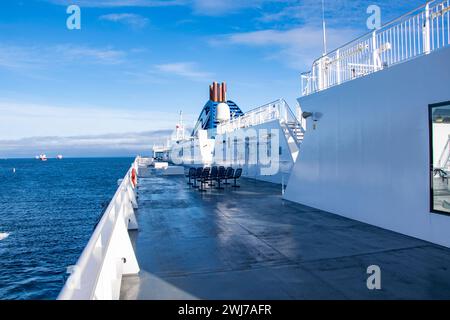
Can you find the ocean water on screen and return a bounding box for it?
[0,158,133,300]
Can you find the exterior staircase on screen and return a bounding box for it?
[286,121,304,144]
[278,101,305,162]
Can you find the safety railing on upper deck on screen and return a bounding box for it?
[217,99,304,141]
[58,157,141,300]
[301,0,450,96]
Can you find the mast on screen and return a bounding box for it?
[178,110,184,141]
[321,0,327,56]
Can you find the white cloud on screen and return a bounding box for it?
[0,45,43,71]
[54,44,126,64]
[155,62,213,81]
[46,0,283,16]
[0,44,126,73]
[0,100,195,140]
[99,13,149,28]
[0,130,172,158]
[46,0,185,8]
[256,0,426,27]
[256,5,305,23]
[211,26,358,70]
[190,0,272,16]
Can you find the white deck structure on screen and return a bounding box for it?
[172,99,304,184]
[286,0,450,247]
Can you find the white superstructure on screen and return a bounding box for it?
[164,83,305,184]
[286,0,450,247]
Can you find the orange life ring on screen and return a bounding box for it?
[131,168,137,187]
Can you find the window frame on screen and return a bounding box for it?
[429,101,450,216]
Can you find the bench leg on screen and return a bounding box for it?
[216,179,224,190]
[199,180,207,192]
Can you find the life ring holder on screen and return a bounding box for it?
[131,168,137,188]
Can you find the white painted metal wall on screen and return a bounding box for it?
[174,120,295,184]
[215,120,295,184]
[285,47,450,247]
[172,99,303,184]
[58,158,141,300]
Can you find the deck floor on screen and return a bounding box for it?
[120,174,450,300]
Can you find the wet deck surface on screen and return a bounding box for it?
[120,174,450,300]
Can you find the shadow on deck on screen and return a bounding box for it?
[120,175,450,300]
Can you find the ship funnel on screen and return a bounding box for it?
[216,102,230,122]
[209,81,227,103]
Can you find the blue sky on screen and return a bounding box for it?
[0,0,425,157]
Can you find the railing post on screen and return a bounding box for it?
[336,49,341,85]
[317,60,323,91]
[301,74,305,96]
[372,30,379,70]
[424,2,431,54]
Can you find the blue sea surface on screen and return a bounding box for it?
[0,158,133,300]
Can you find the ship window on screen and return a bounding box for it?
[430,102,450,215]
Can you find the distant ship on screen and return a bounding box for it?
[56,155,63,160]
[36,154,48,161]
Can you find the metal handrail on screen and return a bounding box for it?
[217,99,303,136]
[58,158,140,300]
[277,100,304,145]
[301,0,450,96]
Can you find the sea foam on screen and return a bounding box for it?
[0,232,10,241]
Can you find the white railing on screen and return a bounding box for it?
[217,99,303,139]
[58,158,141,300]
[301,0,450,96]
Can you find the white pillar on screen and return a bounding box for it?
[424,3,431,54]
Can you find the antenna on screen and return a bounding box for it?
[178,110,184,140]
[321,0,327,56]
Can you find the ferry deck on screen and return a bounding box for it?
[58,1,450,300]
[119,172,450,300]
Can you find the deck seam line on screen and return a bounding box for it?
[295,244,432,266]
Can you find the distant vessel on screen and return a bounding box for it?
[56,155,63,160]
[37,154,48,161]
